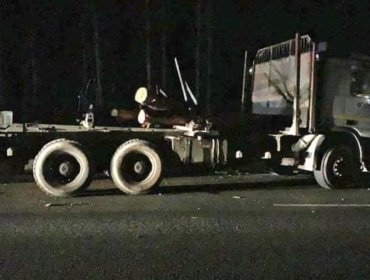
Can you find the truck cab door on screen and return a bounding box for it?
[344,63,370,137]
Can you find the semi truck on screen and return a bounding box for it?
[0,33,369,197]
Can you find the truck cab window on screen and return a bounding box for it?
[351,67,370,98]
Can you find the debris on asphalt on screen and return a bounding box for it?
[45,203,60,207]
[45,202,90,208]
[158,193,162,196]
[191,216,198,219]
[215,176,224,182]
[214,170,229,176]
[214,169,250,176]
[197,208,201,211]
[136,234,144,239]
[232,195,246,199]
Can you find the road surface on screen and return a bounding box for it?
[0,174,369,279]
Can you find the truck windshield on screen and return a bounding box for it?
[351,67,370,98]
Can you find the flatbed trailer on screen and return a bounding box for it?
[0,121,227,197]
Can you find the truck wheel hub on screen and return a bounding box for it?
[333,157,344,177]
[59,161,74,177]
[134,161,147,175]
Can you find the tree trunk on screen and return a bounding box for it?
[195,0,203,100]
[31,37,37,100]
[81,3,89,90]
[160,0,167,89]
[22,26,38,121]
[145,0,152,91]
[92,5,103,109]
[205,0,213,115]
[0,38,3,109]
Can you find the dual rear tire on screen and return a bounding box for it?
[33,138,163,197]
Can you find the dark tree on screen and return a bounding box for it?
[145,0,152,91]
[92,3,103,109]
[195,0,203,100]
[205,0,213,115]
[22,3,39,121]
[160,0,167,90]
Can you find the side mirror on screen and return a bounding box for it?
[317,41,328,53]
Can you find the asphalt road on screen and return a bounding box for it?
[0,174,369,279]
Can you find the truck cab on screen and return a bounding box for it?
[249,34,370,189]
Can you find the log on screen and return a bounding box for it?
[134,87,187,114]
[135,87,149,105]
[138,108,189,127]
[111,108,139,123]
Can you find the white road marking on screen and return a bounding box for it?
[273,204,370,208]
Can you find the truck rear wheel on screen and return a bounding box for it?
[314,145,359,189]
[110,139,162,195]
[33,139,92,197]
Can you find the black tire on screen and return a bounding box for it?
[33,139,92,197]
[314,145,360,189]
[110,139,162,195]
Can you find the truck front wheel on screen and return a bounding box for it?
[110,139,162,195]
[314,145,359,189]
[33,139,92,197]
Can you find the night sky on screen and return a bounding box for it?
[0,0,369,123]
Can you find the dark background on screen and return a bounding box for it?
[0,0,369,123]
